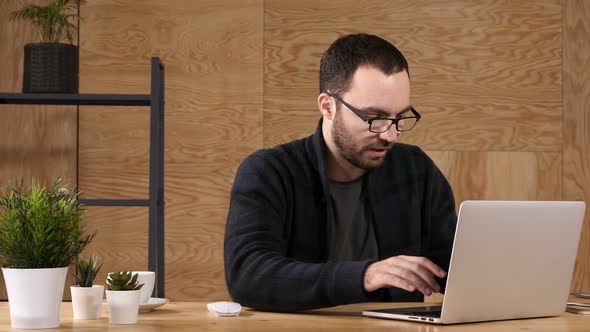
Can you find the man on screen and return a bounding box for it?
[224,33,457,312]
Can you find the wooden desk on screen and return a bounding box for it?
[0,302,587,331]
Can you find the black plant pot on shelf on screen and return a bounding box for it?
[23,42,79,93]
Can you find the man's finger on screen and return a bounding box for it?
[401,256,447,278]
[388,266,432,295]
[387,258,440,293]
[382,273,416,293]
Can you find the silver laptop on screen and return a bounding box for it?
[362,200,586,324]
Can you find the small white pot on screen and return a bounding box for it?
[2,267,68,329]
[71,285,104,320]
[105,289,141,324]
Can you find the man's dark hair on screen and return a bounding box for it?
[319,33,409,96]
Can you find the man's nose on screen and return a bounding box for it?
[378,126,399,143]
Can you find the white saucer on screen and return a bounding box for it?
[103,297,169,313]
[139,298,169,313]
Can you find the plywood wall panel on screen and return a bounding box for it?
[264,0,562,151]
[83,207,150,271]
[0,106,77,187]
[564,0,590,293]
[78,108,149,199]
[79,0,263,301]
[0,0,77,187]
[427,151,563,205]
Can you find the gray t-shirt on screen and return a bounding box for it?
[327,177,379,261]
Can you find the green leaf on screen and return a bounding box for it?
[8,0,85,43]
[0,178,95,268]
[106,271,143,291]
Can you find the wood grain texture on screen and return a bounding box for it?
[564,0,590,293]
[0,0,77,299]
[426,151,562,205]
[263,0,562,151]
[78,107,150,199]
[2,302,590,331]
[82,206,150,277]
[79,0,263,301]
[0,0,77,187]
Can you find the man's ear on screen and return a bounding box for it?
[317,92,335,120]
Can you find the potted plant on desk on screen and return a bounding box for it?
[0,178,95,329]
[106,271,144,324]
[9,0,85,93]
[71,255,104,320]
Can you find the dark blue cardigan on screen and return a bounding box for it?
[224,119,457,312]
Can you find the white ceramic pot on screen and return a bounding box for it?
[71,285,104,320]
[106,289,141,324]
[2,267,68,329]
[131,271,155,304]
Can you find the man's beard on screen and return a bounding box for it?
[331,109,391,170]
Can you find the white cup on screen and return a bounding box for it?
[132,271,155,304]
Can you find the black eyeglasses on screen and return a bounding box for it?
[327,92,421,133]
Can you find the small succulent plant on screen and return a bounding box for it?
[106,271,144,291]
[73,255,102,287]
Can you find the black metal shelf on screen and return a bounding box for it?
[0,93,150,106]
[0,57,165,298]
[78,199,150,207]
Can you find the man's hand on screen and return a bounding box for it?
[364,256,447,296]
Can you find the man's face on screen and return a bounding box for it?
[331,66,411,170]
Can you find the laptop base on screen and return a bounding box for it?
[362,306,443,324]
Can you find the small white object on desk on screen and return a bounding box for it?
[104,297,169,313]
[139,298,169,313]
[207,301,241,317]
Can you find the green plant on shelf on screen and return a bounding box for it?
[9,0,85,43]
